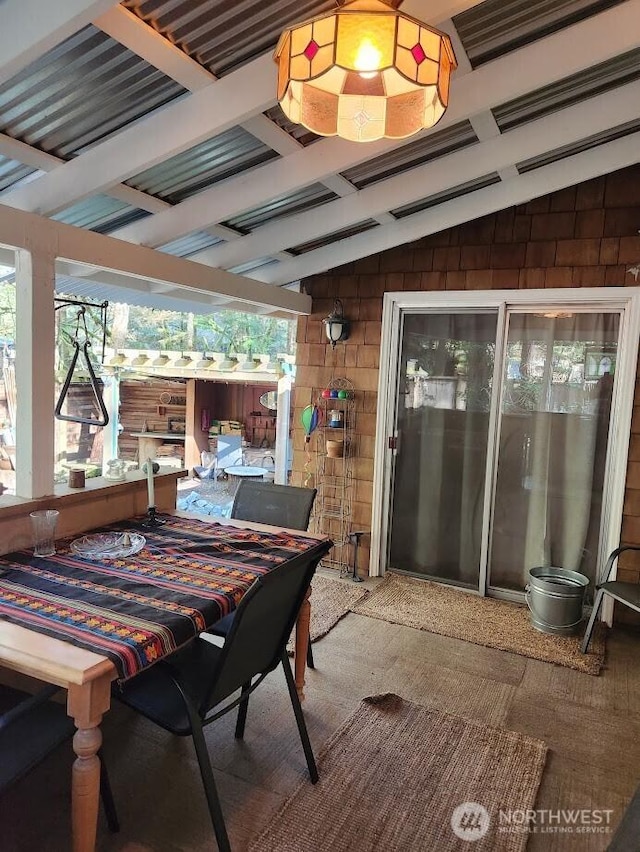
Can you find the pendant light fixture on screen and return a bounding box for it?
[274,0,457,143]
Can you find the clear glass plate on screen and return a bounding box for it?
[71,533,146,560]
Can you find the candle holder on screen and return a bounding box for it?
[141,506,165,528]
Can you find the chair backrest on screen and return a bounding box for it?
[216,435,242,469]
[0,684,74,793]
[200,539,330,714]
[231,481,317,530]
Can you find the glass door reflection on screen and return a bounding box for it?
[388,312,498,589]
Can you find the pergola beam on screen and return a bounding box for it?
[0,0,121,85]
[0,204,311,316]
[195,81,640,270]
[249,132,640,285]
[106,0,640,249]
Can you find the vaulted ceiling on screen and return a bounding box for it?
[0,0,638,314]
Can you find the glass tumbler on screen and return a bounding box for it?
[29,510,59,557]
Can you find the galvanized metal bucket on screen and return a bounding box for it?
[525,567,589,636]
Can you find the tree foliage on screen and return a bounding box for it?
[124,305,293,355]
[0,281,294,358]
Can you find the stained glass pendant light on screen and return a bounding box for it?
[274,0,457,143]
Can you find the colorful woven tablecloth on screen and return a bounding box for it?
[0,514,326,680]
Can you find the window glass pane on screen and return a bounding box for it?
[490,311,620,592]
[389,311,497,588]
[0,266,16,497]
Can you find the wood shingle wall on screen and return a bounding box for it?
[293,163,640,595]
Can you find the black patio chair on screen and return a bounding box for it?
[216,480,318,669]
[230,480,317,530]
[0,683,119,832]
[581,545,640,653]
[114,539,329,852]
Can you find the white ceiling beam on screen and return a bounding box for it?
[0,0,121,85]
[182,81,640,270]
[7,0,634,226]
[1,52,277,216]
[94,5,214,91]
[0,203,310,315]
[322,174,359,197]
[240,115,301,156]
[95,8,307,167]
[249,132,640,286]
[93,9,345,196]
[0,134,170,215]
[402,0,487,24]
[106,0,640,249]
[54,268,239,314]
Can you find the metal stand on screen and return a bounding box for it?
[315,378,355,573]
[348,531,365,582]
[141,507,166,527]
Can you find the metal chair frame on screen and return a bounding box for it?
[115,540,329,852]
[581,545,640,653]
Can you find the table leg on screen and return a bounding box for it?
[67,674,112,852]
[294,585,311,700]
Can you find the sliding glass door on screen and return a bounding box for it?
[489,311,619,593]
[388,311,498,590]
[379,290,638,600]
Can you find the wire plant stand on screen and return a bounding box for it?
[312,377,355,574]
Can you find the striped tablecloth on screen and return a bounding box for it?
[0,514,325,680]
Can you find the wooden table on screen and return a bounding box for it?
[0,512,324,852]
[130,431,184,462]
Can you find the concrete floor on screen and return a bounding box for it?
[1,604,639,851]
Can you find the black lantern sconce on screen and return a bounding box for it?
[323,299,351,348]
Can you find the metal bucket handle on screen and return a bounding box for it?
[524,584,585,632]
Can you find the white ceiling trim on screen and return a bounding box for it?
[0,0,120,85]
[7,0,636,229]
[402,0,487,24]
[0,202,311,315]
[249,131,640,285]
[171,81,640,270]
[95,4,214,91]
[95,6,301,163]
[1,51,277,216]
[107,1,640,250]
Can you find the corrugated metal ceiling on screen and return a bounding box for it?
[158,232,224,258]
[222,183,338,234]
[517,118,640,174]
[493,48,640,132]
[454,0,627,67]
[55,275,223,315]
[123,0,336,76]
[52,195,149,234]
[341,121,479,190]
[0,26,186,159]
[391,174,502,220]
[126,127,278,204]
[0,157,37,195]
[289,220,380,256]
[263,105,319,147]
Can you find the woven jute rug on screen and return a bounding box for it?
[351,573,605,675]
[250,693,547,852]
[286,574,369,654]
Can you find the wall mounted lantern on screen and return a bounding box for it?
[323,299,351,347]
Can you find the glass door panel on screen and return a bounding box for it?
[489,311,620,593]
[388,312,498,589]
